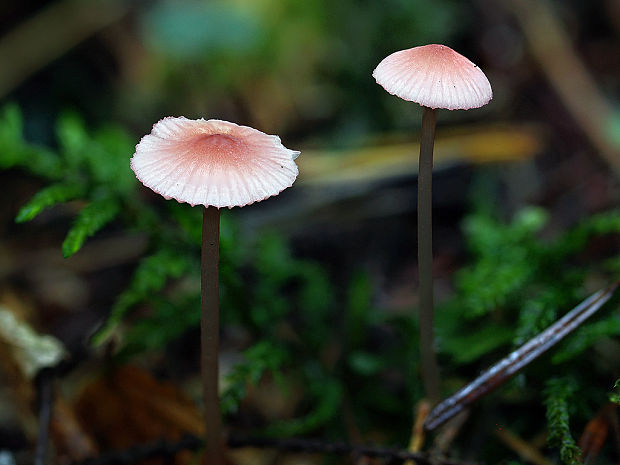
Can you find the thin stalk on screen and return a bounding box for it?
[34,369,53,465]
[201,206,223,465]
[418,106,441,403]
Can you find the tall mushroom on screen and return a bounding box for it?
[130,117,299,465]
[373,44,492,403]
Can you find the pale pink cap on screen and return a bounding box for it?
[373,44,492,110]
[130,117,300,208]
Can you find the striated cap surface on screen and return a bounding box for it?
[373,44,492,110]
[131,117,299,208]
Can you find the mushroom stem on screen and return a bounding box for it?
[201,206,223,465]
[418,106,441,403]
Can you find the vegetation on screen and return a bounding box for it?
[2,103,620,463]
[544,378,581,465]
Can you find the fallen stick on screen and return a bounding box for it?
[424,281,620,431]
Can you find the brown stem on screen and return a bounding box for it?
[201,206,223,465]
[34,369,53,465]
[418,106,441,404]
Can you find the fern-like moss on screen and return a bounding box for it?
[0,104,63,178]
[16,182,86,223]
[91,247,194,346]
[544,377,582,465]
[263,367,342,437]
[552,314,620,363]
[2,105,139,257]
[62,197,120,257]
[221,341,289,416]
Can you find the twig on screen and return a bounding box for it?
[424,281,619,430]
[0,0,129,98]
[405,399,432,465]
[495,427,552,465]
[69,433,483,465]
[34,368,54,465]
[503,0,620,175]
[70,436,202,465]
[228,434,455,464]
[432,410,470,455]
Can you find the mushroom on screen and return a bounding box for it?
[131,117,299,464]
[373,44,492,402]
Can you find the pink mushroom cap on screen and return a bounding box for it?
[373,44,492,110]
[130,117,300,208]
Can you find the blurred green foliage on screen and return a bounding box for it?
[0,105,63,178]
[221,341,289,416]
[142,2,262,59]
[129,0,466,139]
[437,178,620,464]
[3,104,620,462]
[0,104,135,257]
[95,247,194,347]
[438,203,620,367]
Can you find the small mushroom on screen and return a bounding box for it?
[131,117,299,208]
[131,117,299,465]
[373,44,492,402]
